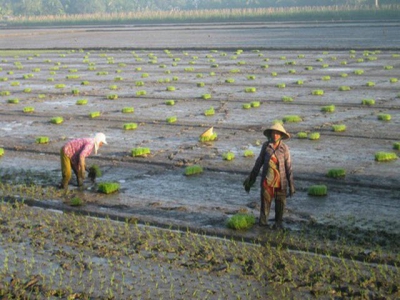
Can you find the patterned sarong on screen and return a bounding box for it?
[263,155,281,198]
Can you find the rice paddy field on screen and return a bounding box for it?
[0,22,400,299]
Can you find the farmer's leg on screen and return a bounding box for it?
[274,191,287,229]
[260,186,273,226]
[60,148,71,189]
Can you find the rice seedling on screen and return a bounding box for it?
[166,116,177,123]
[321,105,335,113]
[296,80,304,85]
[341,73,348,77]
[251,101,260,108]
[282,96,293,102]
[47,77,54,81]
[0,148,4,156]
[11,81,20,86]
[297,132,308,139]
[107,94,118,100]
[361,98,375,105]
[35,136,49,144]
[393,142,400,150]
[166,86,176,91]
[23,88,32,93]
[131,147,151,157]
[0,77,8,81]
[377,114,391,121]
[276,83,286,88]
[321,76,331,81]
[196,74,203,78]
[227,213,255,230]
[289,69,296,74]
[50,116,63,124]
[341,60,347,65]
[230,69,240,73]
[356,58,364,63]
[374,152,398,162]
[165,100,175,106]
[66,74,80,79]
[283,115,302,123]
[327,168,346,178]
[247,75,256,80]
[204,107,215,116]
[321,64,329,68]
[222,152,235,161]
[184,165,203,176]
[308,132,320,140]
[197,82,205,87]
[261,64,269,69]
[308,185,328,196]
[136,90,146,97]
[245,87,256,93]
[202,94,211,100]
[0,90,11,96]
[305,66,313,71]
[225,78,235,83]
[81,81,90,85]
[114,76,124,81]
[312,90,324,96]
[23,106,34,113]
[172,76,179,81]
[70,196,83,206]
[135,81,144,86]
[271,72,278,77]
[89,111,101,118]
[354,69,364,75]
[242,103,251,109]
[332,124,347,132]
[390,78,398,83]
[384,65,393,70]
[243,149,254,157]
[98,182,120,194]
[123,123,138,130]
[366,81,375,87]
[339,86,351,91]
[122,107,134,113]
[7,98,19,104]
[55,84,66,89]
[76,99,88,105]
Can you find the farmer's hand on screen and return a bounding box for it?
[243,176,255,193]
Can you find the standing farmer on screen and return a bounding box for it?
[60,132,107,190]
[243,123,294,229]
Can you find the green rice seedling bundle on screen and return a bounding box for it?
[367,56,378,61]
[211,64,219,68]
[71,89,79,95]
[204,107,215,116]
[393,142,400,150]
[321,105,335,113]
[230,69,240,73]
[332,124,346,132]
[261,64,269,69]
[114,76,123,81]
[308,185,328,196]
[81,81,89,85]
[283,115,302,123]
[227,213,255,230]
[202,94,212,100]
[225,78,235,83]
[297,132,308,139]
[341,73,348,78]
[76,99,87,105]
[164,70,171,74]
[123,123,138,130]
[23,74,34,79]
[341,60,347,65]
[11,81,20,86]
[68,68,77,73]
[122,107,134,113]
[166,116,177,123]
[276,83,286,88]
[366,81,375,87]
[23,106,34,113]
[66,75,80,79]
[197,82,205,87]
[354,69,364,75]
[70,197,83,206]
[184,67,194,72]
[237,61,246,65]
[38,94,45,99]
[209,72,216,76]
[378,113,391,121]
[165,100,175,106]
[107,94,118,100]
[362,98,375,105]
[316,58,323,62]
[55,84,65,89]
[36,136,49,144]
[289,69,296,74]
[242,103,251,109]
[32,68,41,72]
[243,149,254,157]
[271,72,278,77]
[322,64,329,68]
[199,133,217,142]
[296,80,304,85]
[135,90,147,96]
[109,85,118,90]
[327,168,346,178]
[298,54,305,58]
[245,87,256,93]
[356,58,364,63]
[141,73,149,78]
[47,78,54,82]
[0,148,4,156]
[339,86,351,91]
[0,91,11,96]
[384,65,393,70]
[312,90,324,96]
[50,116,63,124]
[223,152,235,161]
[159,64,166,69]
[251,101,260,108]
[247,75,256,80]
[390,78,398,83]
[321,76,331,81]
[286,61,296,65]
[308,132,320,140]
[282,96,293,102]
[184,165,203,176]
[98,182,120,194]
[172,76,179,81]
[7,98,19,104]
[196,74,203,78]
[0,77,8,82]
[375,152,398,162]
[131,147,151,157]
[166,86,176,91]
[305,66,313,71]
[89,111,101,118]
[135,81,144,87]
[23,88,32,93]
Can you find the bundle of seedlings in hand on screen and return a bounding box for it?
[321,105,335,113]
[374,152,398,162]
[36,136,49,144]
[327,168,346,178]
[50,116,63,124]
[131,147,151,157]
[227,213,255,230]
[88,164,102,183]
[184,165,203,176]
[332,124,346,132]
[222,152,235,161]
[98,182,120,194]
[308,185,328,196]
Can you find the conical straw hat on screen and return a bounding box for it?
[263,123,290,140]
[200,127,214,138]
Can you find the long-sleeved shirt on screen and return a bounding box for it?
[62,138,95,170]
[249,141,295,196]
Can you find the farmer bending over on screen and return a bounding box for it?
[59,132,107,190]
[243,123,295,229]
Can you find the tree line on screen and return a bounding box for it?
[0,0,394,17]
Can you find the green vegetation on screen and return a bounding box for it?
[123,123,138,130]
[184,165,203,176]
[242,103,251,109]
[98,182,120,194]
[366,81,375,87]
[245,87,256,93]
[361,98,375,105]
[23,106,34,113]
[283,115,302,123]
[327,168,346,178]
[7,98,19,104]
[394,142,400,150]
[282,96,293,102]
[390,78,398,83]
[166,116,177,123]
[374,152,398,162]
[202,94,212,100]
[199,133,217,142]
[332,124,347,132]
[122,107,134,113]
[132,147,151,157]
[165,100,175,106]
[339,86,351,91]
[107,94,118,100]
[312,90,324,96]
[70,197,83,206]
[377,114,391,121]
[76,99,88,105]
[204,107,215,116]
[297,132,308,139]
[89,111,101,118]
[308,185,328,196]
[308,132,320,140]
[321,105,335,113]
[222,152,235,161]
[50,116,63,124]
[243,149,254,157]
[251,101,260,108]
[0,148,4,156]
[35,136,49,144]
[227,213,255,230]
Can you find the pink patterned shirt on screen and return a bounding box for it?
[62,138,95,169]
